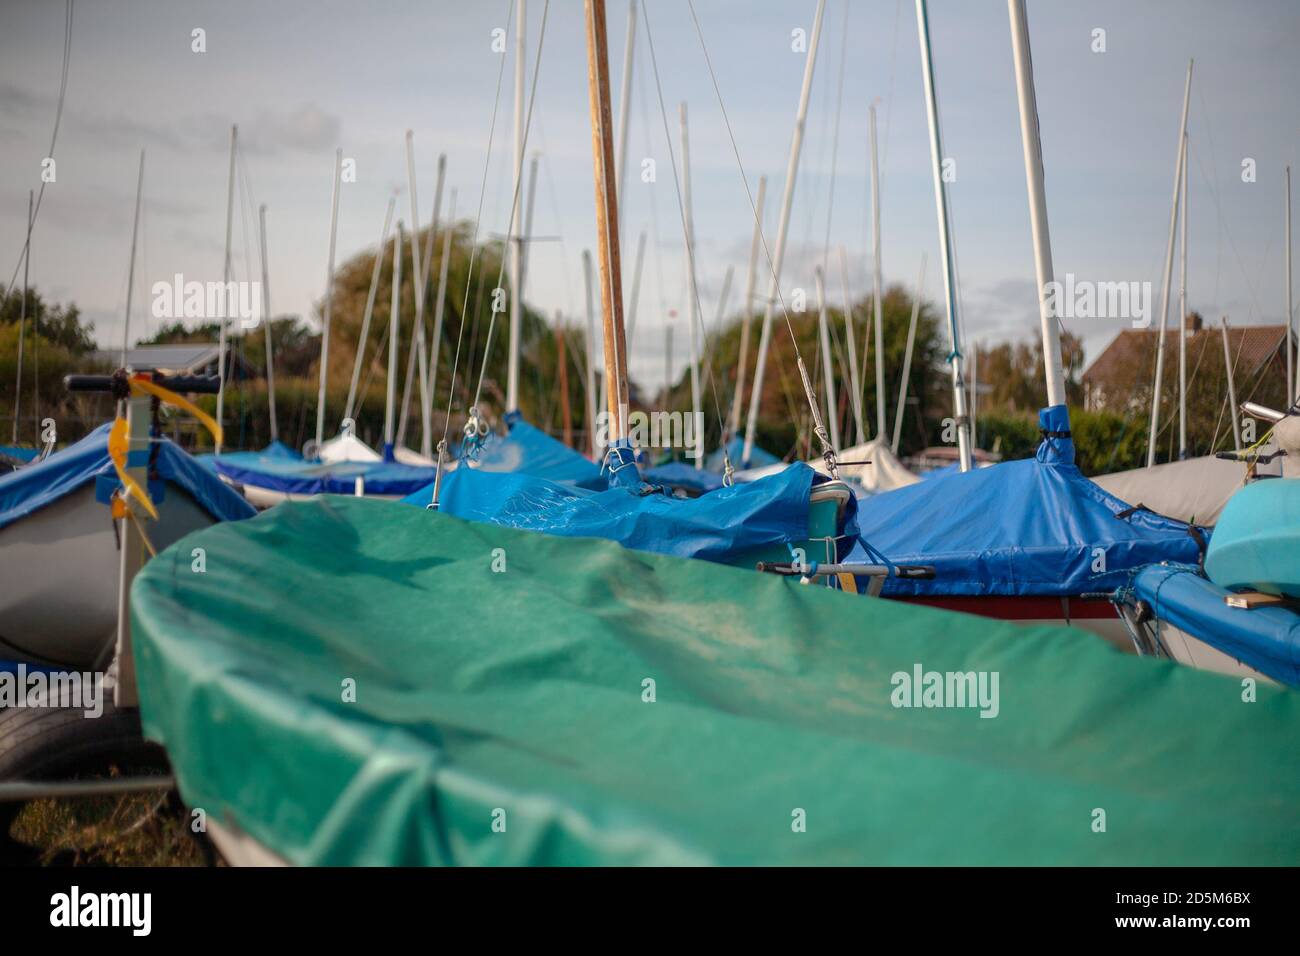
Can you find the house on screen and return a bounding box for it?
[90,343,253,380]
[1082,321,1290,413]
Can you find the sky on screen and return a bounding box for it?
[2,0,1298,394]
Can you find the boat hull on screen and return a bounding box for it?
[0,482,215,668]
[894,595,1132,650]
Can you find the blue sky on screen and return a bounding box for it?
[2,0,1298,392]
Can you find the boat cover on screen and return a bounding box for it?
[707,435,779,472]
[1092,454,1270,526]
[641,460,726,495]
[131,496,1300,865]
[1204,477,1300,598]
[406,461,836,564]
[211,451,441,497]
[471,415,607,491]
[0,423,255,530]
[0,445,39,464]
[810,436,919,494]
[1131,563,1300,687]
[852,406,1206,596]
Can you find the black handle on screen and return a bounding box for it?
[64,372,221,395]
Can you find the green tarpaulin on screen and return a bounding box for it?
[132,497,1300,865]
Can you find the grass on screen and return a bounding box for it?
[8,787,209,866]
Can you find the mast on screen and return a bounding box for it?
[1287,166,1294,403]
[556,313,573,449]
[582,249,599,458]
[679,102,704,466]
[893,253,927,454]
[216,125,237,455]
[868,104,886,443]
[1222,316,1240,452]
[743,0,826,464]
[615,0,636,205]
[969,341,978,451]
[398,130,433,456]
[1178,133,1189,458]
[585,0,631,459]
[837,245,865,446]
[385,221,404,453]
[121,149,145,364]
[344,198,396,424]
[624,230,647,352]
[917,0,972,471]
[729,175,766,440]
[258,203,279,441]
[815,267,840,452]
[11,192,32,444]
[507,0,527,413]
[314,147,343,453]
[1147,59,1193,467]
[428,189,457,414]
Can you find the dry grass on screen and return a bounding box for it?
[9,789,209,866]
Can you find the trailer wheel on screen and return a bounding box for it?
[0,693,168,863]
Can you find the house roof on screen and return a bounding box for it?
[91,342,224,372]
[1082,325,1287,385]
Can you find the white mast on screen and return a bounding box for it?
[729,175,766,440]
[615,0,636,204]
[344,199,395,423]
[679,102,704,467]
[893,253,928,454]
[836,245,865,446]
[314,147,343,453]
[624,229,647,351]
[868,104,886,443]
[121,149,144,364]
[969,341,978,451]
[1287,166,1295,403]
[215,125,237,455]
[1222,317,1240,452]
[507,0,527,413]
[742,0,826,464]
[258,203,278,441]
[1008,1,1067,411]
[428,189,457,410]
[1178,132,1189,459]
[583,249,599,458]
[385,221,404,451]
[815,266,840,452]
[398,131,433,456]
[917,0,972,471]
[1147,59,1193,467]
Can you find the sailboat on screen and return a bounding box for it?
[114,3,1300,869]
[0,151,256,670]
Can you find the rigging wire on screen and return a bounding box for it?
[678,0,837,472]
[5,0,74,301]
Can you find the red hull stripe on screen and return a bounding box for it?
[895,595,1119,622]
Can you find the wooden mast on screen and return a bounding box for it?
[584,0,630,448]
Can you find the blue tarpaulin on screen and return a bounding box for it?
[0,445,38,464]
[403,461,838,564]
[642,461,725,495]
[473,416,607,490]
[852,406,1206,597]
[211,453,441,497]
[1132,564,1300,687]
[707,435,779,472]
[0,423,256,530]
